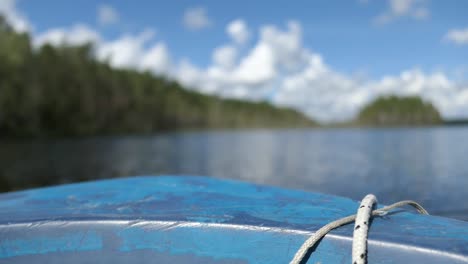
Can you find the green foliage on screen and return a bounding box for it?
[357,95,442,126]
[0,17,314,138]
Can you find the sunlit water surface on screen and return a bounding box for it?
[1,127,467,220]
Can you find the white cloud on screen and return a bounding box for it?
[96,29,156,68]
[260,21,307,70]
[94,29,172,74]
[182,7,211,31]
[140,43,171,74]
[212,45,237,69]
[444,28,468,45]
[34,24,101,47]
[98,4,119,26]
[0,0,31,32]
[373,0,429,25]
[227,19,250,44]
[176,60,203,89]
[231,42,276,85]
[173,21,305,99]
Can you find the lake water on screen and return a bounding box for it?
[1,127,467,221]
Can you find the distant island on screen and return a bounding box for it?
[0,17,314,138]
[356,95,442,126]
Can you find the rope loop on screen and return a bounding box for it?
[289,195,428,264]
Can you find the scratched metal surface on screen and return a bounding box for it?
[0,176,467,263]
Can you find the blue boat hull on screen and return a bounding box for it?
[0,176,467,263]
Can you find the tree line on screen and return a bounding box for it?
[0,17,314,138]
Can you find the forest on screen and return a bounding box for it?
[0,17,314,138]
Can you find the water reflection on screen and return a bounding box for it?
[1,127,467,220]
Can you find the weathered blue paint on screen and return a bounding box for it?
[0,229,102,258]
[0,176,467,263]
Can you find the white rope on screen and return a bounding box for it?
[352,194,377,264]
[289,194,428,264]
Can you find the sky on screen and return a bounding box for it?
[1,0,468,122]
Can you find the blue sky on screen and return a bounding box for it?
[1,0,468,121]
